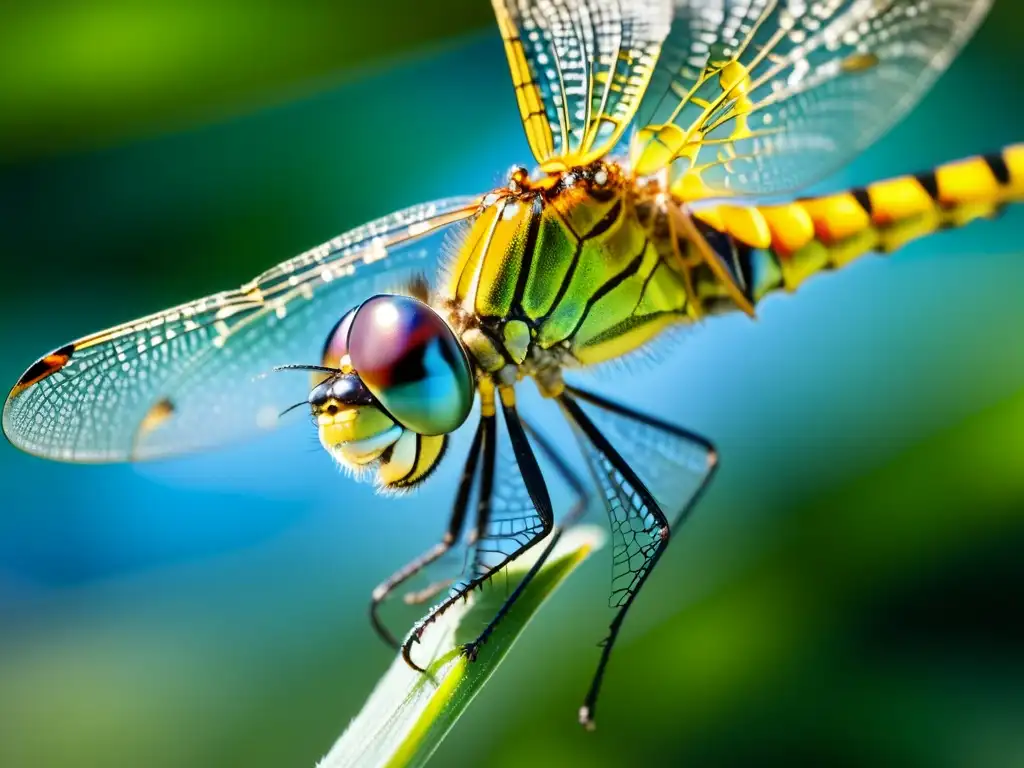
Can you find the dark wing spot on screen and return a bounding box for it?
[10,343,75,399]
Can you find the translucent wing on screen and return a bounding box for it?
[3,197,482,463]
[493,0,672,171]
[630,0,992,200]
[470,415,548,579]
[562,386,715,607]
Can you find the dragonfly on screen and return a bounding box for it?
[4,0,1022,729]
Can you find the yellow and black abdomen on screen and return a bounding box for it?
[445,185,695,369]
[691,145,1024,308]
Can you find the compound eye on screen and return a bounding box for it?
[321,307,359,371]
[348,295,473,436]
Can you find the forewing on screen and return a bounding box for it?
[493,0,671,171]
[630,0,992,199]
[3,197,482,463]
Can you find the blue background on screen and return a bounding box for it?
[2,2,1023,766]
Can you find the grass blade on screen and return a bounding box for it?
[319,525,605,768]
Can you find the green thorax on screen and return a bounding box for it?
[442,174,702,372]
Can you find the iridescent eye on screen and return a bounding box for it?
[347,295,473,436]
[321,307,358,370]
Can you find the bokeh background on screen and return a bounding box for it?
[2,2,1024,766]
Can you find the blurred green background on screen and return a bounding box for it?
[2,2,1024,767]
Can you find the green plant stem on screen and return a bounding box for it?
[319,525,605,768]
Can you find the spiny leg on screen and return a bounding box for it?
[369,417,484,649]
[400,409,497,672]
[559,393,666,729]
[466,408,498,571]
[400,579,456,607]
[469,392,554,578]
[559,386,718,729]
[401,388,553,673]
[523,418,590,531]
[460,413,588,660]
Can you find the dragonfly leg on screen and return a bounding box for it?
[461,417,591,660]
[401,578,455,606]
[568,386,719,530]
[559,388,718,729]
[368,417,485,649]
[401,394,553,672]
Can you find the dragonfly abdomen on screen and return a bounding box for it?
[690,145,1024,310]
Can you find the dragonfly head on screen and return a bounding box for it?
[310,294,474,491]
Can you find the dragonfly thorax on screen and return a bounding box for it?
[439,160,692,388]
